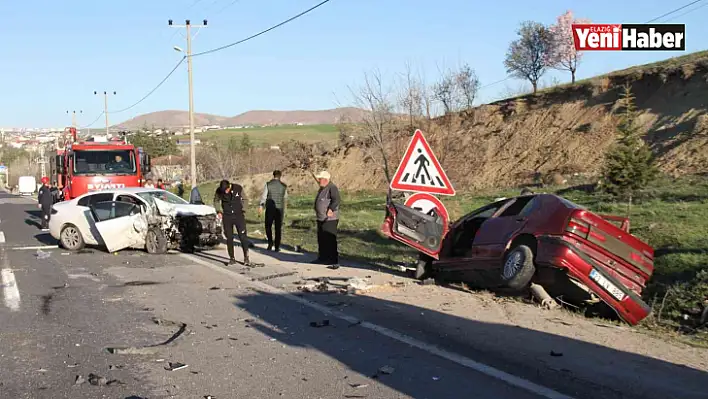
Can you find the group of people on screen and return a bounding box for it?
[213,169,341,267]
[35,168,342,267]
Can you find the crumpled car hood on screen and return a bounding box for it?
[153,198,216,217]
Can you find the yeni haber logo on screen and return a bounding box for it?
[572,24,685,51]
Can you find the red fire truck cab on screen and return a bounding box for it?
[53,127,151,200]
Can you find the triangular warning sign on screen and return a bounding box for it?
[390,129,455,196]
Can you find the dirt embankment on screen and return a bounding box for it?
[274,53,708,193]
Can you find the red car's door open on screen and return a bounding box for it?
[382,202,445,259]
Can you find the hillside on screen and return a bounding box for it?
[115,107,367,129]
[274,51,708,193]
[116,110,227,129]
[222,107,368,126]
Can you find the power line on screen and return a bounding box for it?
[661,0,708,22]
[214,0,242,15]
[187,0,205,10]
[192,0,333,57]
[646,0,705,23]
[108,56,186,114]
[478,77,512,90]
[80,112,105,129]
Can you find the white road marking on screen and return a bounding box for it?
[11,245,59,251]
[183,254,574,399]
[0,232,4,243]
[1,269,20,311]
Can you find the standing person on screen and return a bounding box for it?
[176,180,185,198]
[213,179,254,266]
[49,181,60,204]
[312,171,340,266]
[156,178,166,190]
[144,179,155,188]
[37,177,53,231]
[258,170,288,252]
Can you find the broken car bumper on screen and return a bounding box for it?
[536,235,652,325]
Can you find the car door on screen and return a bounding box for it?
[75,192,115,244]
[436,201,510,271]
[383,201,446,259]
[90,201,146,253]
[472,196,539,264]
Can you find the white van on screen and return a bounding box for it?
[18,176,37,196]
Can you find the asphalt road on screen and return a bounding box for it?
[0,189,705,399]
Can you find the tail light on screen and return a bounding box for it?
[566,218,590,238]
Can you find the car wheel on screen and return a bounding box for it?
[145,227,168,254]
[60,224,85,251]
[501,244,536,290]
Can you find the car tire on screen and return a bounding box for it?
[501,244,536,290]
[60,224,85,251]
[145,227,168,254]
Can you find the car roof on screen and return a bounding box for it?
[77,187,170,198]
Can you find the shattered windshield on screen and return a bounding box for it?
[137,190,189,205]
[73,150,136,175]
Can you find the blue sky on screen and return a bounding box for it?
[1,0,706,127]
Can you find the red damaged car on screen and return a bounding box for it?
[381,193,655,325]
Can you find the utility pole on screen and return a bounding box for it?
[66,110,82,128]
[94,91,116,136]
[169,18,207,189]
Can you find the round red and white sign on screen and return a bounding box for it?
[404,192,450,233]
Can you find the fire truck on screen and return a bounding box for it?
[51,127,151,200]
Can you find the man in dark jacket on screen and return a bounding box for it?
[37,176,53,231]
[214,179,253,266]
[258,170,288,252]
[312,171,340,266]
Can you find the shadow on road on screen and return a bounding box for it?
[231,290,708,399]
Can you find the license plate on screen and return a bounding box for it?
[590,269,626,301]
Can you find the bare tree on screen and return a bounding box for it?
[398,61,424,127]
[349,69,396,183]
[433,72,458,115]
[455,63,481,109]
[504,21,553,94]
[197,144,239,180]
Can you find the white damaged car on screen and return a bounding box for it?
[49,188,222,254]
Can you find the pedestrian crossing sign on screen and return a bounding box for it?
[390,129,455,196]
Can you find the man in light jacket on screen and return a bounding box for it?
[312,171,340,266]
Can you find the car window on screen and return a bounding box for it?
[465,200,509,220]
[558,197,586,210]
[92,201,139,222]
[116,194,142,206]
[499,196,536,217]
[77,193,114,207]
[137,190,188,205]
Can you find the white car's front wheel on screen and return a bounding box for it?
[60,224,85,251]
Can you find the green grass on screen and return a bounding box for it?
[196,176,708,336]
[198,124,339,147]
